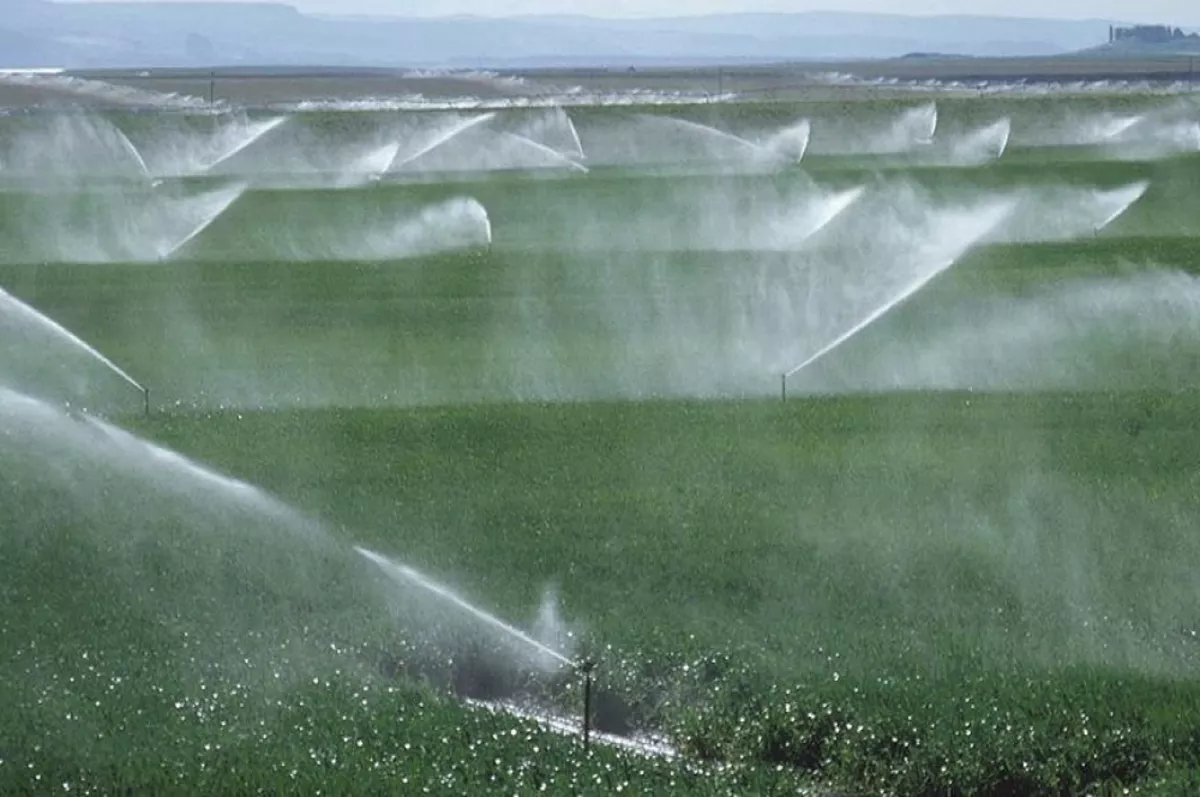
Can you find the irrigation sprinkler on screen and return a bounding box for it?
[578,658,598,750]
[780,372,787,403]
[143,386,150,417]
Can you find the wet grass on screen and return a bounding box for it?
[70,394,1200,792]
[8,393,1200,793]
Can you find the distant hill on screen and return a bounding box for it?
[0,2,1125,69]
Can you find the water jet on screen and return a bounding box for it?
[878,101,938,153]
[995,181,1150,244]
[204,115,290,174]
[782,196,1016,392]
[359,544,596,746]
[387,112,499,173]
[647,115,765,159]
[761,118,811,162]
[946,117,1011,165]
[355,546,572,670]
[498,132,589,173]
[562,110,585,160]
[0,285,144,403]
[156,182,247,260]
[0,113,153,182]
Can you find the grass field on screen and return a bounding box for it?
[3,93,1200,795]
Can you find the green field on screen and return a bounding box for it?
[4,95,1200,795]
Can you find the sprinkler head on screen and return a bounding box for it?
[578,658,598,749]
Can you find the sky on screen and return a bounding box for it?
[59,0,1200,26]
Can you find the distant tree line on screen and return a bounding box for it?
[1108,24,1199,43]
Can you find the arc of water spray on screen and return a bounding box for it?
[158,183,248,261]
[498,132,589,173]
[761,119,812,163]
[354,546,572,668]
[1095,181,1149,231]
[984,117,1012,161]
[114,126,153,180]
[0,285,144,394]
[1102,115,1144,142]
[387,112,499,173]
[783,260,956,385]
[83,412,327,526]
[478,201,495,247]
[915,101,939,146]
[646,114,767,158]
[782,198,1015,387]
[791,186,866,245]
[562,111,586,160]
[358,141,405,183]
[204,116,290,173]
[945,118,1012,166]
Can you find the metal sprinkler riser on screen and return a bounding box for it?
[577,658,598,749]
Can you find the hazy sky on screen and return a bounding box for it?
[60,0,1200,25]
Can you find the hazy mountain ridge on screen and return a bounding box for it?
[0,2,1147,69]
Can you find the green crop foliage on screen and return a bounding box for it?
[4,90,1200,795]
